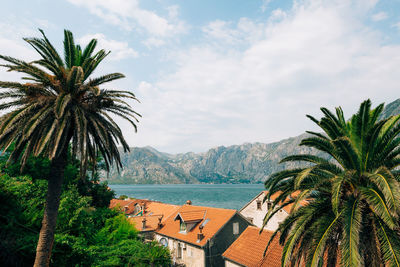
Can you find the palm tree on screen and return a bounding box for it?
[263,100,400,266]
[0,30,140,267]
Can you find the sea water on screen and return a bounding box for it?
[109,184,265,210]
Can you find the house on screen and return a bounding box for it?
[128,201,180,241]
[222,226,283,267]
[109,198,155,216]
[239,191,301,230]
[154,202,252,267]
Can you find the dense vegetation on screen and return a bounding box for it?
[0,153,171,266]
[264,100,400,266]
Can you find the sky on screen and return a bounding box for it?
[1,0,400,153]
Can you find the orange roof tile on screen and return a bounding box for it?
[156,204,237,247]
[175,210,206,222]
[223,226,283,267]
[224,226,337,267]
[129,202,180,232]
[109,199,133,211]
[109,198,155,215]
[262,191,307,214]
[130,215,162,231]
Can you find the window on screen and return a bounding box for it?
[256,200,262,210]
[267,202,272,210]
[179,221,187,232]
[133,204,141,215]
[233,222,239,235]
[201,219,210,227]
[188,248,193,257]
[160,238,168,247]
[177,243,182,259]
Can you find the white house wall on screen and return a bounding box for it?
[225,259,242,267]
[240,192,288,231]
[154,233,205,267]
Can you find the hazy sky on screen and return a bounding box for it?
[1,0,400,153]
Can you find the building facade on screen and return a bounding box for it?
[154,204,252,267]
[239,191,291,231]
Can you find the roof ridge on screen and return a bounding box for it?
[180,209,206,213]
[183,205,236,211]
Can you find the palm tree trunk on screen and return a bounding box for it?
[33,152,68,267]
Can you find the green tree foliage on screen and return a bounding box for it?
[0,148,115,209]
[0,174,171,267]
[264,100,400,266]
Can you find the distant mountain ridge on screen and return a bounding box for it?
[104,99,400,184]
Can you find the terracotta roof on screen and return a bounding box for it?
[156,204,237,247]
[130,215,162,231]
[267,191,295,214]
[224,226,337,267]
[109,199,133,211]
[128,202,180,232]
[175,210,206,222]
[223,226,283,267]
[109,198,154,215]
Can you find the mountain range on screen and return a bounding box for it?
[103,99,400,184]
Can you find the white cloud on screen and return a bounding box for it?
[202,18,264,46]
[393,22,400,31]
[167,5,180,20]
[67,0,186,38]
[261,0,273,12]
[130,0,400,153]
[371,11,388,21]
[143,37,166,48]
[78,33,138,60]
[0,21,40,82]
[269,9,287,21]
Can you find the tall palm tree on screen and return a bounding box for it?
[0,30,140,267]
[263,100,400,266]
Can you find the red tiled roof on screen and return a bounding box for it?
[222,226,283,267]
[109,199,133,211]
[264,191,307,214]
[156,204,237,247]
[129,202,180,232]
[175,210,206,222]
[109,198,154,215]
[130,215,162,231]
[224,226,337,267]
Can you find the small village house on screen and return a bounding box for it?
[239,191,300,230]
[154,202,251,267]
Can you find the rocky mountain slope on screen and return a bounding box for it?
[104,99,400,184]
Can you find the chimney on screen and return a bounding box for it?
[186,200,192,205]
[142,217,147,230]
[158,215,164,229]
[197,225,204,242]
[142,202,146,214]
[124,206,129,213]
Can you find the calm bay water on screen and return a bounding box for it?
[109,184,265,210]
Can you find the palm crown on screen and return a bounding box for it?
[0,29,140,172]
[0,29,141,266]
[264,100,400,266]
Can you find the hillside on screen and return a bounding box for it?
[104,99,400,184]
